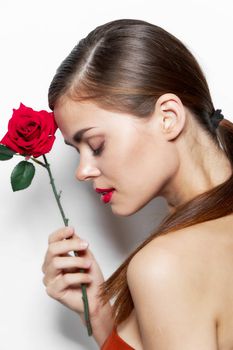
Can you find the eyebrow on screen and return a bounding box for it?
[64,127,96,145]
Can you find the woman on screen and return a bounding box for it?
[42,19,233,349]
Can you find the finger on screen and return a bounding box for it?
[42,238,89,273]
[46,272,93,296]
[48,226,75,244]
[42,228,74,273]
[48,237,89,258]
[43,256,92,285]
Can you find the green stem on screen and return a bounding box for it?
[42,155,69,226]
[30,157,47,168]
[36,155,92,336]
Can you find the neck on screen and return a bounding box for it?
[160,133,232,214]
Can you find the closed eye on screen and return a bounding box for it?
[92,143,104,156]
[64,139,104,157]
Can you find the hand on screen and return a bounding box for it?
[42,226,106,322]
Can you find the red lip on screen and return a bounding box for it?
[95,187,115,193]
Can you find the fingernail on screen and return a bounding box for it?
[80,241,89,248]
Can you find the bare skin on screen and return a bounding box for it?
[54,93,232,215]
[118,214,233,349]
[42,227,114,346]
[42,93,233,348]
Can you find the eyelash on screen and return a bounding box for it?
[67,141,104,156]
[91,143,104,157]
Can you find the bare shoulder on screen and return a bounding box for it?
[127,224,204,291]
[127,223,206,279]
[126,215,233,349]
[126,224,220,349]
[127,221,233,350]
[127,223,211,312]
[128,213,233,273]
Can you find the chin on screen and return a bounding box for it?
[111,203,143,217]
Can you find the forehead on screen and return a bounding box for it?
[54,99,105,123]
[54,98,143,134]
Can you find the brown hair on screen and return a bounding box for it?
[48,19,233,326]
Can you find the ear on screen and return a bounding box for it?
[154,93,186,141]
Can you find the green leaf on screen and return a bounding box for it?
[11,161,35,191]
[0,144,16,160]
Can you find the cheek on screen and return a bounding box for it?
[103,139,141,180]
[116,139,178,194]
[140,141,178,186]
[106,135,179,216]
[102,130,178,191]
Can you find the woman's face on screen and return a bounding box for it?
[54,98,178,216]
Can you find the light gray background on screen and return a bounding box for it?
[0,0,232,349]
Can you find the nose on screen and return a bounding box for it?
[75,160,101,182]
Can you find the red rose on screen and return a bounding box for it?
[1,103,57,158]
